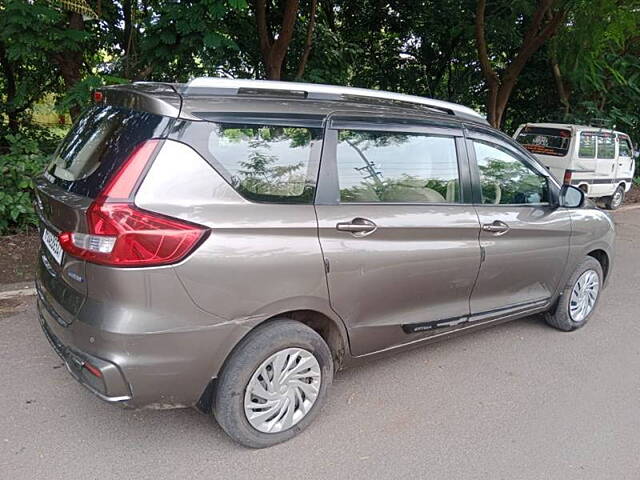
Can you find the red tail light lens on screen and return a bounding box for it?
[59,140,209,267]
[99,140,160,201]
[563,169,573,185]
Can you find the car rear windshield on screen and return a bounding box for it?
[44,105,172,197]
[516,126,571,157]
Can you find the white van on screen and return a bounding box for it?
[514,123,635,209]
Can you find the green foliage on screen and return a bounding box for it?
[57,75,128,115]
[135,0,247,82]
[0,128,63,234]
[1,0,640,232]
[554,0,640,140]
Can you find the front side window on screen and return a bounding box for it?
[597,135,615,159]
[619,138,632,157]
[579,133,596,158]
[335,130,460,203]
[473,140,549,205]
[207,124,322,203]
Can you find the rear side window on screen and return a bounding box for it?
[516,126,571,157]
[597,135,615,159]
[579,133,597,158]
[45,106,172,197]
[203,124,322,203]
[335,130,460,203]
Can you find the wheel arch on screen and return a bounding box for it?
[196,307,350,413]
[587,249,610,281]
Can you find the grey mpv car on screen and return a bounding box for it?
[35,78,614,448]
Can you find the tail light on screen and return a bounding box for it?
[563,169,573,185]
[59,140,208,267]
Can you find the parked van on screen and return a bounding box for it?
[513,123,635,209]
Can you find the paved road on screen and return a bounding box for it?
[2,208,640,480]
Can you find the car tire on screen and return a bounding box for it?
[213,319,333,448]
[604,185,624,210]
[545,257,603,332]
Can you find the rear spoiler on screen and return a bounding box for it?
[94,83,187,119]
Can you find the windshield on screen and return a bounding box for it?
[45,105,172,197]
[516,126,571,157]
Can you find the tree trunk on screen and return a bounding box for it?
[0,40,19,134]
[255,0,300,80]
[53,12,85,121]
[295,0,318,80]
[549,43,570,116]
[123,0,134,78]
[475,0,566,128]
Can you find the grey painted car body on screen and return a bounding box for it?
[35,80,615,410]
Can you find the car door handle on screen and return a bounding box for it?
[336,218,377,236]
[482,220,510,235]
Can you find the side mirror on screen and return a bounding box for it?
[559,184,585,208]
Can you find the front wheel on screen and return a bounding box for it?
[545,257,603,331]
[213,319,333,448]
[604,185,625,210]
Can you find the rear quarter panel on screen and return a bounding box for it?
[134,140,331,322]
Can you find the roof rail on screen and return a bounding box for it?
[182,77,485,122]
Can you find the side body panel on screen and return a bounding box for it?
[470,205,571,312]
[466,130,571,314]
[316,204,482,355]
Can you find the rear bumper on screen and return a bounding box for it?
[38,302,132,404]
[36,277,252,409]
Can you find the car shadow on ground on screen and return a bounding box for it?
[50,312,551,449]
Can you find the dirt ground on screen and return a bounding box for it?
[0,232,39,284]
[626,183,640,203]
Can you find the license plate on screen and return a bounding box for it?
[42,228,63,265]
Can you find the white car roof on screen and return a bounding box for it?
[518,122,629,137]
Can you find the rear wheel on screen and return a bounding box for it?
[604,185,625,210]
[545,257,603,331]
[213,319,333,448]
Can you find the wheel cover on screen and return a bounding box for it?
[612,189,623,207]
[244,348,321,433]
[569,269,600,322]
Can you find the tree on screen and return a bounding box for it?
[253,0,318,80]
[551,0,640,140]
[136,0,247,82]
[51,11,86,120]
[0,1,66,132]
[474,0,568,128]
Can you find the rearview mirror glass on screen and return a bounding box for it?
[560,184,585,208]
